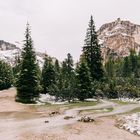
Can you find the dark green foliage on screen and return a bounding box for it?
[48,53,76,102]
[0,60,13,90]
[130,50,137,73]
[61,53,76,101]
[122,57,131,77]
[105,59,114,77]
[82,15,103,81]
[100,50,140,99]
[76,60,92,101]
[16,23,40,103]
[41,55,55,94]
[12,55,21,86]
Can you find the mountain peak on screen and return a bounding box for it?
[98,19,140,61]
[0,40,19,51]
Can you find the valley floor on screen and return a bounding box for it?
[0,88,140,140]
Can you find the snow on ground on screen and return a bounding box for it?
[118,113,140,136]
[38,94,68,104]
[119,98,140,103]
[38,94,97,105]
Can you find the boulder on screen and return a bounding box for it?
[49,111,60,116]
[44,120,49,123]
[78,116,95,123]
[64,116,75,120]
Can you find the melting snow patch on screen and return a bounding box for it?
[38,94,68,105]
[117,113,140,136]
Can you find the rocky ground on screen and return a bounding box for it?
[0,88,140,140]
[117,113,140,136]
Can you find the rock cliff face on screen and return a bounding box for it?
[0,40,44,67]
[0,40,19,51]
[98,18,140,61]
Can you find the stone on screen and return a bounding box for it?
[78,116,95,123]
[44,120,49,123]
[64,116,74,120]
[49,111,60,116]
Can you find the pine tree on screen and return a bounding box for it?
[76,60,92,101]
[0,60,13,90]
[41,55,55,94]
[122,57,131,77]
[105,58,114,77]
[130,49,137,75]
[13,54,21,86]
[65,53,76,101]
[83,15,103,81]
[16,23,40,103]
[54,59,60,77]
[59,53,76,101]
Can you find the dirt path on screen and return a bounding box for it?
[0,88,140,140]
[0,88,26,112]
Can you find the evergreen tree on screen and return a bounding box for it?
[0,60,13,90]
[41,55,55,94]
[54,59,60,76]
[130,49,137,76]
[13,54,21,86]
[76,59,92,101]
[83,15,103,81]
[59,53,76,101]
[16,23,40,103]
[65,53,76,101]
[122,57,131,77]
[105,58,114,77]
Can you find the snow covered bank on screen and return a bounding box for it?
[117,113,140,136]
[113,98,140,104]
[38,94,68,105]
[38,94,98,105]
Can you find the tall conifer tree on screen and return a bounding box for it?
[122,57,131,77]
[41,55,55,94]
[0,60,13,90]
[83,16,103,81]
[16,23,39,103]
[76,60,92,101]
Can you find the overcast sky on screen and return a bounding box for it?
[0,0,139,61]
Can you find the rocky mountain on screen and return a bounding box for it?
[0,40,44,67]
[98,18,140,62]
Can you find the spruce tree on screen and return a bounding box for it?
[13,54,21,86]
[105,58,114,77]
[41,55,55,94]
[122,57,131,77]
[76,60,92,101]
[130,50,137,75]
[83,15,103,81]
[0,60,13,90]
[16,23,39,103]
[54,59,60,76]
[59,53,76,101]
[65,53,76,101]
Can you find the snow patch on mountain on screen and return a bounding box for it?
[98,18,140,61]
[0,40,44,67]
